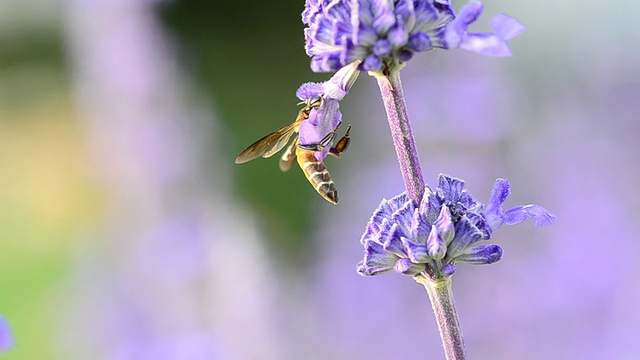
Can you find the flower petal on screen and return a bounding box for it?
[371,0,396,34]
[443,1,524,57]
[460,33,512,57]
[382,223,407,257]
[426,225,447,260]
[388,192,410,212]
[298,101,342,159]
[395,0,416,30]
[394,258,426,275]
[322,61,361,100]
[441,263,457,277]
[444,0,484,47]
[466,211,491,238]
[446,216,485,257]
[296,82,324,100]
[434,204,455,244]
[483,178,510,230]
[391,197,415,234]
[373,39,392,56]
[455,244,503,265]
[358,241,401,276]
[491,13,526,41]
[362,54,382,71]
[437,174,466,202]
[402,236,430,263]
[503,205,557,226]
[409,32,432,51]
[388,21,409,48]
[418,186,434,218]
[485,178,510,213]
[409,208,430,242]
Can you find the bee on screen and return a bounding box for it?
[235,96,350,204]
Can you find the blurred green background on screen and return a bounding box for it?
[1,2,92,358]
[0,1,319,358]
[162,1,335,260]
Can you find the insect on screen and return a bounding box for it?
[235,96,351,204]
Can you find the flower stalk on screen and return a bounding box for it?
[373,64,467,359]
[373,66,425,205]
[416,276,467,360]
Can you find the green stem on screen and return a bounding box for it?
[416,276,467,360]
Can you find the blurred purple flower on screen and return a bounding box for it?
[444,2,525,57]
[297,61,360,161]
[0,315,13,352]
[303,0,525,72]
[358,174,556,279]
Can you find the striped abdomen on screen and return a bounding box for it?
[297,149,338,205]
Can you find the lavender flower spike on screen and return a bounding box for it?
[303,0,526,72]
[358,174,556,280]
[297,61,360,161]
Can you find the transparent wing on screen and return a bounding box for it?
[262,127,296,159]
[279,137,299,172]
[235,123,297,164]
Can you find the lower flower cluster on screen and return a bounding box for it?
[358,174,556,280]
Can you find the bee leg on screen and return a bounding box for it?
[299,128,338,151]
[299,143,324,151]
[299,122,348,153]
[329,124,351,157]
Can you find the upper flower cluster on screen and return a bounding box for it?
[303,0,526,72]
[358,174,556,280]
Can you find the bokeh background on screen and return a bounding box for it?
[1,0,639,359]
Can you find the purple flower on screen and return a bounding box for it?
[303,0,526,72]
[444,2,526,57]
[0,315,13,352]
[358,174,556,280]
[297,61,360,161]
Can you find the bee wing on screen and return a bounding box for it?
[262,126,296,159]
[279,137,299,172]
[235,123,297,164]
